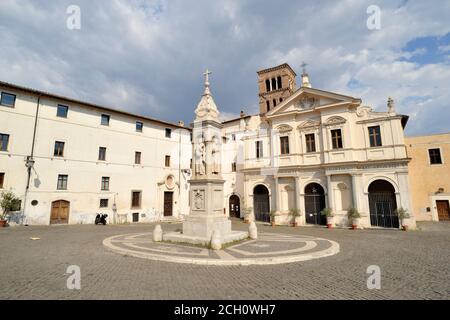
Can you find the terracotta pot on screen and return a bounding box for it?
[271,221,275,227]
[0,220,7,227]
[351,224,357,230]
[402,225,408,231]
[327,224,332,229]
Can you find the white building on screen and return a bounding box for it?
[0,63,416,229]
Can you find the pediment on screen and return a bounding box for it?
[275,124,293,133]
[266,87,360,118]
[298,119,321,130]
[324,116,346,126]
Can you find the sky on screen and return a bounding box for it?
[0,0,449,135]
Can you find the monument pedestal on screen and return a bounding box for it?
[163,179,248,247]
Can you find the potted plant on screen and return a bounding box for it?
[0,191,21,227]
[320,208,334,228]
[347,207,361,230]
[269,210,277,227]
[289,208,301,227]
[396,207,410,231]
[243,207,253,224]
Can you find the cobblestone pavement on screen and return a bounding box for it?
[0,221,449,300]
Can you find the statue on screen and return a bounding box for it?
[194,141,205,176]
[387,97,395,114]
[211,136,221,174]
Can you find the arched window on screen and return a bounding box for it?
[277,76,282,89]
[265,79,270,92]
[273,99,277,107]
[266,100,270,111]
[271,78,277,91]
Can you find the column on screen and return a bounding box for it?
[295,176,301,210]
[351,174,362,210]
[327,175,334,210]
[274,176,280,212]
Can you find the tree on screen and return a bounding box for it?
[0,191,21,220]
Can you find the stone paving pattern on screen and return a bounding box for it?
[0,221,449,299]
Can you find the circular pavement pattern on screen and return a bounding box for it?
[103,232,340,266]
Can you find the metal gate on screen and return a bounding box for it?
[304,183,326,225]
[369,192,399,228]
[254,194,270,222]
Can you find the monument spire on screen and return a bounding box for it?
[195,68,220,122]
[301,61,312,88]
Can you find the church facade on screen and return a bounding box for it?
[0,63,417,229]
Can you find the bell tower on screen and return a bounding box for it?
[257,63,297,114]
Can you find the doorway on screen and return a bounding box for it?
[436,200,450,221]
[368,180,399,228]
[304,183,326,225]
[229,195,240,218]
[164,192,173,217]
[253,185,270,222]
[50,200,70,224]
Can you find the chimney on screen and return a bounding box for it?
[240,110,245,118]
[178,120,185,127]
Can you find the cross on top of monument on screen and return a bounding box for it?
[203,69,212,86]
[301,62,308,75]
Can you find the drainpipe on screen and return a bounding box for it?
[22,95,41,225]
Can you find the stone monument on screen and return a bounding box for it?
[163,70,248,247]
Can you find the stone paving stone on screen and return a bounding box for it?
[0,221,449,299]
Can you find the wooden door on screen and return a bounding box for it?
[50,200,70,224]
[164,192,173,217]
[436,200,450,221]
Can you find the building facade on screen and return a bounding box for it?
[406,133,450,222]
[0,82,191,225]
[1,63,422,229]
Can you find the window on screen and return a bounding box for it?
[256,141,263,158]
[135,151,141,164]
[331,129,343,149]
[98,147,106,161]
[305,134,316,153]
[57,175,68,190]
[232,134,236,141]
[429,148,442,165]
[101,177,110,191]
[165,155,171,167]
[165,128,172,138]
[0,92,16,107]
[271,78,277,91]
[266,100,270,111]
[0,173,4,188]
[277,76,282,89]
[57,105,68,118]
[101,114,110,126]
[100,199,109,208]
[280,136,290,155]
[232,162,237,172]
[54,141,65,157]
[368,126,382,147]
[131,191,141,208]
[0,133,10,152]
[279,97,283,103]
[265,79,270,92]
[136,121,143,132]
[273,99,277,107]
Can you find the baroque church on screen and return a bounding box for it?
[0,63,415,229]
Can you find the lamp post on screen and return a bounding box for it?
[23,156,36,225]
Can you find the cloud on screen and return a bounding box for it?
[0,0,449,135]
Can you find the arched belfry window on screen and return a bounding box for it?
[271,78,277,91]
[277,76,282,89]
[265,79,270,92]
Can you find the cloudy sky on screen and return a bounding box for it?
[1,0,449,135]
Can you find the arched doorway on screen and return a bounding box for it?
[253,185,270,222]
[368,180,399,228]
[50,200,70,224]
[304,183,326,225]
[229,195,241,218]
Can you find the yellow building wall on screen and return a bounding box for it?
[405,133,450,221]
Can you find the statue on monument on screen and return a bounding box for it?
[211,136,221,174]
[194,140,206,176]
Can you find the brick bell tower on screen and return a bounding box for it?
[257,63,297,114]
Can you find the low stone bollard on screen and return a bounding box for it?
[153,224,163,242]
[210,230,222,250]
[249,221,258,240]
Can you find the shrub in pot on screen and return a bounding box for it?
[0,191,21,227]
[289,208,301,227]
[269,210,277,226]
[320,208,334,228]
[347,207,361,229]
[395,207,410,231]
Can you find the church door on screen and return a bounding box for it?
[229,195,240,218]
[253,185,270,222]
[50,200,70,224]
[304,183,326,225]
[368,180,399,228]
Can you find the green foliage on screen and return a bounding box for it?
[347,207,361,219]
[289,208,301,217]
[0,191,21,220]
[395,207,410,219]
[320,208,334,217]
